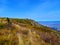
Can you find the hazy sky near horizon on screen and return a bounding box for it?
[0,0,60,21]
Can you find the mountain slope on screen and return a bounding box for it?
[0,18,60,45]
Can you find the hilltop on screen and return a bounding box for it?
[0,17,60,45]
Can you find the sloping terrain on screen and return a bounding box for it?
[0,18,60,45]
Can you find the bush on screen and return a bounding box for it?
[0,23,4,29]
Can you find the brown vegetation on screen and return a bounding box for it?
[0,18,60,45]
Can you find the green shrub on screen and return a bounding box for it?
[0,23,4,29]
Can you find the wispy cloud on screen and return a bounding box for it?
[0,0,60,21]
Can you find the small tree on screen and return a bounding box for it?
[7,17,12,30]
[7,18,10,23]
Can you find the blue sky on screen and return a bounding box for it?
[0,0,60,21]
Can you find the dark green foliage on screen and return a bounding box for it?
[14,19,32,25]
[6,18,12,30]
[7,18,10,23]
[0,23,4,29]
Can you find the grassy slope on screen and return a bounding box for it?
[0,18,60,45]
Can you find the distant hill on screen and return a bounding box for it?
[0,18,60,45]
[38,21,60,31]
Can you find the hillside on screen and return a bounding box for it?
[0,17,60,45]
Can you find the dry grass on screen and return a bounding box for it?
[0,18,60,45]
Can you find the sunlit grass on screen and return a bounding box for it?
[0,18,60,45]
